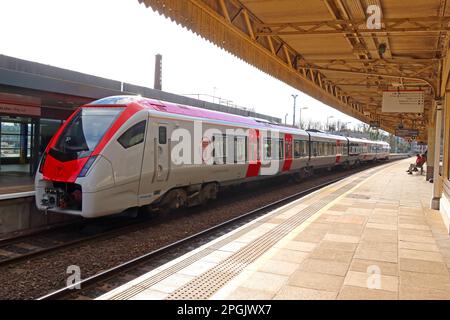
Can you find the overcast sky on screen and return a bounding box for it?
[0,0,365,129]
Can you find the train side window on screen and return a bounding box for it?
[264,138,272,160]
[303,141,309,157]
[279,139,284,160]
[118,121,146,149]
[294,140,301,158]
[213,134,225,165]
[235,136,246,163]
[312,142,318,157]
[222,134,227,163]
[318,142,323,156]
[158,126,167,145]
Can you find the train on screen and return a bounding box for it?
[35,96,390,218]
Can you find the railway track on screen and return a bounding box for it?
[37,170,368,300]
[0,215,155,267]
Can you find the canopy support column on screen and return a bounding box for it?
[431,99,444,210]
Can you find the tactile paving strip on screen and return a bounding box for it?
[109,212,276,300]
[167,176,369,300]
[108,166,381,300]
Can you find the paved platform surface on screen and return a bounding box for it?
[0,173,34,196]
[99,159,450,300]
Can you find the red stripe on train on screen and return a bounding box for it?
[282,134,293,172]
[246,129,261,177]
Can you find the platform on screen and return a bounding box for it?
[98,159,450,300]
[0,172,34,197]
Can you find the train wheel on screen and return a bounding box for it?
[173,189,188,209]
[200,183,218,205]
[292,172,302,183]
[306,166,314,177]
[160,189,187,214]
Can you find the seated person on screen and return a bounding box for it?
[407,154,426,174]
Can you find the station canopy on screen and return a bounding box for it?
[138,0,450,141]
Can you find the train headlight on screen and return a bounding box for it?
[78,156,98,177]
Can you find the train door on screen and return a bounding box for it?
[112,116,148,188]
[155,122,170,182]
[282,134,293,172]
[138,119,172,204]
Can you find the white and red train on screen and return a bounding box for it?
[35,96,390,218]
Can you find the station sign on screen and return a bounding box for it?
[382,90,424,113]
[0,103,41,117]
[395,128,419,138]
[0,92,41,117]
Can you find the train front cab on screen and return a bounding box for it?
[35,98,153,218]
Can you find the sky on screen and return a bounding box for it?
[0,0,365,129]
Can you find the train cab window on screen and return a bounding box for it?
[118,121,146,149]
[158,126,167,145]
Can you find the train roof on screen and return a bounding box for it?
[347,137,388,145]
[88,95,310,136]
[87,96,389,146]
[307,131,348,142]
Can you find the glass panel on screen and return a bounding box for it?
[235,137,246,163]
[213,135,224,164]
[118,121,146,149]
[294,140,301,158]
[54,108,123,159]
[279,139,284,160]
[158,126,167,145]
[264,139,272,160]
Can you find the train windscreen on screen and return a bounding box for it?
[51,108,124,160]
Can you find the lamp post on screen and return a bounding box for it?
[285,113,288,125]
[299,107,308,129]
[326,115,334,131]
[291,94,298,127]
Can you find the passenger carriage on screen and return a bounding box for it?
[35,96,391,218]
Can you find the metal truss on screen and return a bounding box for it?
[138,0,445,139]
